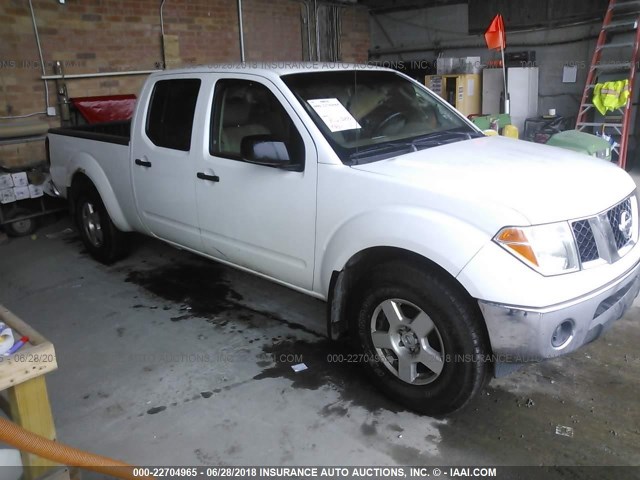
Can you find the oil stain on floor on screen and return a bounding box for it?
[120,254,640,467]
[125,261,242,318]
[124,258,322,336]
[121,256,402,415]
[253,338,406,414]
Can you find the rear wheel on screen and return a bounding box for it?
[351,260,490,416]
[74,183,127,264]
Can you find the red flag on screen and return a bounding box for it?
[484,14,506,51]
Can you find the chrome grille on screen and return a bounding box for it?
[607,198,633,250]
[572,220,599,263]
[570,196,636,266]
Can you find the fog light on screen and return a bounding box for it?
[551,320,574,348]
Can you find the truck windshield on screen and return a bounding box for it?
[281,70,481,164]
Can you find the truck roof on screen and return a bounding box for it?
[149,62,392,81]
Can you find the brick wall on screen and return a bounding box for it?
[243,0,303,62]
[340,6,370,64]
[0,0,370,168]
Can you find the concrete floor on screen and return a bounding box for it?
[1,171,639,473]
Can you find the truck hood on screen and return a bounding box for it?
[351,135,636,225]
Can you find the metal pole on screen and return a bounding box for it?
[500,34,509,114]
[238,0,246,62]
[42,70,160,80]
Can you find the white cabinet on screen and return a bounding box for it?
[507,67,539,134]
[482,67,539,135]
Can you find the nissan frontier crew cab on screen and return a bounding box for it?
[47,65,640,415]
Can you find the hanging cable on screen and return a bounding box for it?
[2,0,49,119]
[160,0,166,36]
[29,0,49,112]
[160,0,167,68]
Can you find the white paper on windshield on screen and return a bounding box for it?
[308,98,361,132]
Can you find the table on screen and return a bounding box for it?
[0,304,65,480]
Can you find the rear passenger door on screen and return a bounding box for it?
[131,75,203,250]
[195,76,317,290]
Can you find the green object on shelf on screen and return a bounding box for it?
[547,130,612,161]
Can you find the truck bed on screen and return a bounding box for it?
[48,121,135,223]
[48,120,131,146]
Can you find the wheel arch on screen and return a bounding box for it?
[69,167,132,232]
[317,206,490,297]
[327,246,491,356]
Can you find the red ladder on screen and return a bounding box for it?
[576,0,640,170]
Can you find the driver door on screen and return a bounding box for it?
[195,77,317,290]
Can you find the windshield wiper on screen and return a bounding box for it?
[348,142,416,164]
[348,130,482,164]
[411,130,482,149]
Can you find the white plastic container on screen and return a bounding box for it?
[0,322,15,355]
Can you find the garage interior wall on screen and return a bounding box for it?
[369,3,624,120]
[0,0,370,169]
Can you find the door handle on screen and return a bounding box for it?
[197,172,220,182]
[135,158,152,168]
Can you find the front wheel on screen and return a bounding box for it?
[351,261,491,416]
[74,184,128,264]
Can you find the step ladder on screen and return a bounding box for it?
[576,0,640,169]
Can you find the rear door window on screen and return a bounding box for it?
[146,79,201,151]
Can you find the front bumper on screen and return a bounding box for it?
[479,259,640,368]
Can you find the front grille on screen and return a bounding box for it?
[572,219,599,263]
[607,198,633,250]
[570,196,636,266]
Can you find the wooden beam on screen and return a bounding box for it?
[8,376,60,480]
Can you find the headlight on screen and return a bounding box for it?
[494,222,580,276]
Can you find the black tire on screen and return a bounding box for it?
[74,182,128,264]
[350,260,490,416]
[5,208,38,237]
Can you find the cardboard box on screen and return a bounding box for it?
[0,188,16,204]
[13,186,30,201]
[28,184,44,198]
[0,174,13,189]
[11,172,28,188]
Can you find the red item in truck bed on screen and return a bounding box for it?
[71,94,137,124]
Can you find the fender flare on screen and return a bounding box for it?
[318,206,491,297]
[67,152,133,232]
[321,207,493,341]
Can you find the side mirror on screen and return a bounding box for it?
[241,135,298,170]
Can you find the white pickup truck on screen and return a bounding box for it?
[48,65,640,415]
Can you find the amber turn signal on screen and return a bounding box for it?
[496,228,539,267]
